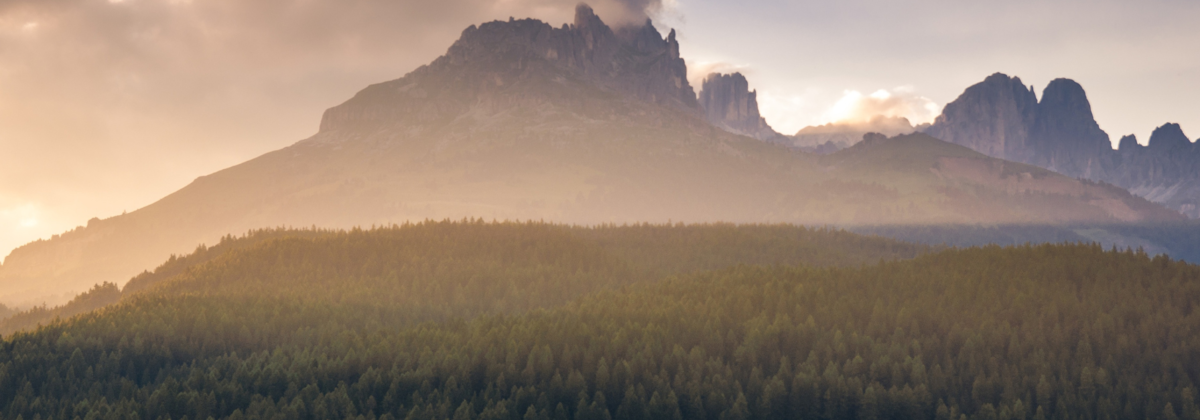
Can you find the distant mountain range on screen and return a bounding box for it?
[0,6,1184,306]
[925,73,1200,218]
[699,70,1200,218]
[789,116,925,152]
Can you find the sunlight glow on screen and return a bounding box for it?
[824,88,941,125]
[1,203,41,229]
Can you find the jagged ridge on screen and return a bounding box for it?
[697,72,784,142]
[925,73,1200,217]
[320,4,697,134]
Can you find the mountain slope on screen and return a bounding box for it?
[0,8,1182,306]
[823,133,1181,224]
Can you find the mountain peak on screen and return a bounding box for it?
[924,72,1038,160]
[1147,123,1192,150]
[1118,134,1142,151]
[697,72,782,141]
[319,4,697,134]
[1037,79,1094,120]
[573,3,602,28]
[984,72,1024,86]
[1024,77,1111,176]
[1031,78,1109,151]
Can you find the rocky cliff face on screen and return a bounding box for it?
[924,73,1038,161]
[1146,123,1193,151]
[321,4,698,133]
[1118,134,1142,152]
[926,73,1199,218]
[1028,79,1113,178]
[1109,124,1200,217]
[697,72,783,141]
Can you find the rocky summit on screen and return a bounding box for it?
[924,73,1039,163]
[1108,124,1200,217]
[697,72,784,141]
[321,4,697,134]
[1028,78,1113,178]
[925,73,1200,217]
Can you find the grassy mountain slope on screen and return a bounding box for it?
[0,224,1197,420]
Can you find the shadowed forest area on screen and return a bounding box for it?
[0,222,1196,420]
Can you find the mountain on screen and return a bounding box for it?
[696,72,784,141]
[924,73,1039,162]
[789,115,918,152]
[1027,78,1113,178]
[1108,124,1200,216]
[924,73,1200,217]
[0,8,1183,307]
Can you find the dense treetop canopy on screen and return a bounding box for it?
[0,221,1196,420]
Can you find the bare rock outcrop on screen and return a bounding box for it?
[320,4,699,133]
[925,73,1199,218]
[1028,78,1113,178]
[1109,124,1200,217]
[696,73,784,141]
[924,73,1038,161]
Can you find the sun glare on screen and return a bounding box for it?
[822,88,941,126]
[827,90,866,123]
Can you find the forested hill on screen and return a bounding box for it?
[0,223,1198,420]
[0,221,923,336]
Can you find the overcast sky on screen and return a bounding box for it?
[1,0,1197,259]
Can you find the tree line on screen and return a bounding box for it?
[0,222,1196,420]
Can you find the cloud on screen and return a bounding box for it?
[0,199,46,263]
[603,0,671,25]
[756,90,824,136]
[0,202,38,228]
[824,87,941,125]
[686,60,752,88]
[755,86,941,135]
